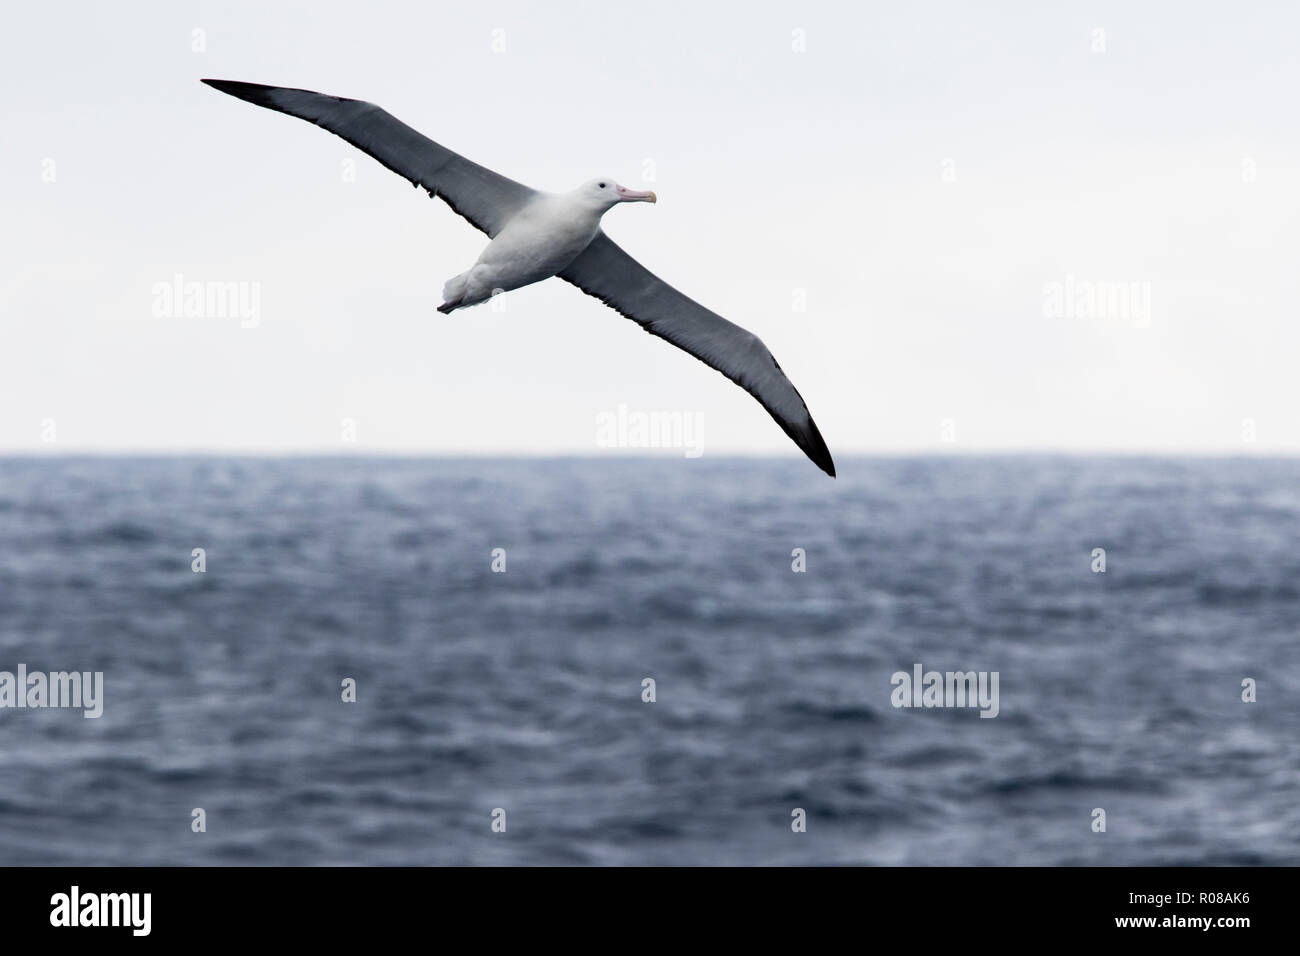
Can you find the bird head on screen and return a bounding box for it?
[576,178,657,212]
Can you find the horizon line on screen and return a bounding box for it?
[2,448,1298,460]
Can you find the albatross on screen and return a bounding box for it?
[201,79,836,476]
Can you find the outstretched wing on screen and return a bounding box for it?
[560,232,835,476]
[201,79,535,237]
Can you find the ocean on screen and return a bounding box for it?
[0,455,1296,865]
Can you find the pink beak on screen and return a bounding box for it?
[615,184,657,203]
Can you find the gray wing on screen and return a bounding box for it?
[560,232,835,477]
[201,79,534,237]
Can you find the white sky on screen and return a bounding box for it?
[3,0,1298,456]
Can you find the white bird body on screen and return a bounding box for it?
[441,186,634,311]
[201,79,836,476]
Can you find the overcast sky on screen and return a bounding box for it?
[3,1,1298,457]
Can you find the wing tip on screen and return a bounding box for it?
[200,78,282,108]
[200,78,355,110]
[803,419,837,478]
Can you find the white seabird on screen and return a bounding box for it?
[202,79,836,476]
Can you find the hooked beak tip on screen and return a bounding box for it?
[616,185,657,204]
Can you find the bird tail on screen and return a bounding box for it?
[438,272,470,314]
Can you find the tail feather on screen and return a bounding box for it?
[438,271,469,313]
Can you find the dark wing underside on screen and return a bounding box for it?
[201,79,534,237]
[560,232,835,476]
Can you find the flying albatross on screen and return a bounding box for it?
[201,79,836,476]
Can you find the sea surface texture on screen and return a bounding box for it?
[0,456,1296,865]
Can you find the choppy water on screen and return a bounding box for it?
[0,456,1296,865]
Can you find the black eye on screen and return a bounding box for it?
[598,182,606,188]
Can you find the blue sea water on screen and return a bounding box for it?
[0,455,1296,866]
